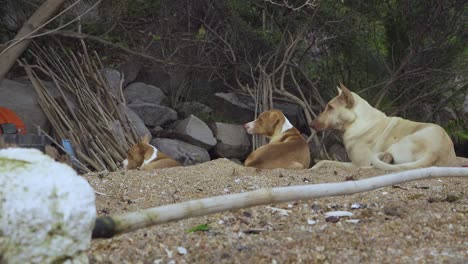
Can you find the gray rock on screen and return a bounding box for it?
[135,66,171,94]
[229,158,243,165]
[117,103,151,139]
[173,115,216,149]
[124,82,166,105]
[119,60,143,87]
[177,101,212,118]
[329,143,348,162]
[214,92,308,131]
[212,122,250,159]
[127,101,177,127]
[0,79,50,133]
[150,138,210,166]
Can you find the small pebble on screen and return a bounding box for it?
[351,203,364,209]
[177,247,187,255]
[324,211,354,217]
[311,204,320,211]
[326,216,340,223]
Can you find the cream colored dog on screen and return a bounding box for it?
[310,83,456,170]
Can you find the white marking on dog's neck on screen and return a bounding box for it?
[281,115,294,133]
[142,144,159,166]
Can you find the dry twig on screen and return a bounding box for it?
[21,42,138,172]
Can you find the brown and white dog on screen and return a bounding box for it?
[243,109,310,169]
[310,83,456,170]
[123,135,180,171]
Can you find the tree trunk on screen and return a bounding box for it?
[0,0,65,82]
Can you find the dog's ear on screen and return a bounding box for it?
[271,111,282,130]
[339,82,355,108]
[339,81,349,91]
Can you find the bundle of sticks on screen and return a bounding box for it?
[21,42,138,172]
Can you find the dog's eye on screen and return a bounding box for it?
[327,105,334,111]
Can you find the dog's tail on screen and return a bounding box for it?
[371,152,437,171]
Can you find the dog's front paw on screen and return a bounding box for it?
[378,152,394,164]
[311,160,332,170]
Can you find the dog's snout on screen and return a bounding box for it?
[122,159,129,170]
[310,119,321,131]
[244,121,255,134]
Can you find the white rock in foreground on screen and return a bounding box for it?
[324,211,354,217]
[0,148,96,263]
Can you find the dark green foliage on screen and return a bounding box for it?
[1,0,465,132]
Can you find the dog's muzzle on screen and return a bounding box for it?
[309,120,322,131]
[244,122,255,134]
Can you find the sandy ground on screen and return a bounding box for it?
[85,158,468,264]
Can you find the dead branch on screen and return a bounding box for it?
[0,0,65,81]
[92,167,468,238]
[21,41,139,172]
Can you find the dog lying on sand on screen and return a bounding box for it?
[310,83,456,170]
[244,109,310,169]
[123,135,180,171]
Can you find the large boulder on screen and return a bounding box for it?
[0,79,50,133]
[119,60,143,87]
[214,92,308,131]
[176,101,212,118]
[211,122,250,159]
[127,101,177,127]
[0,148,96,263]
[117,103,151,139]
[173,115,216,149]
[135,66,171,94]
[124,82,166,105]
[150,138,210,166]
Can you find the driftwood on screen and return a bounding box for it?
[21,42,138,172]
[92,167,468,238]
